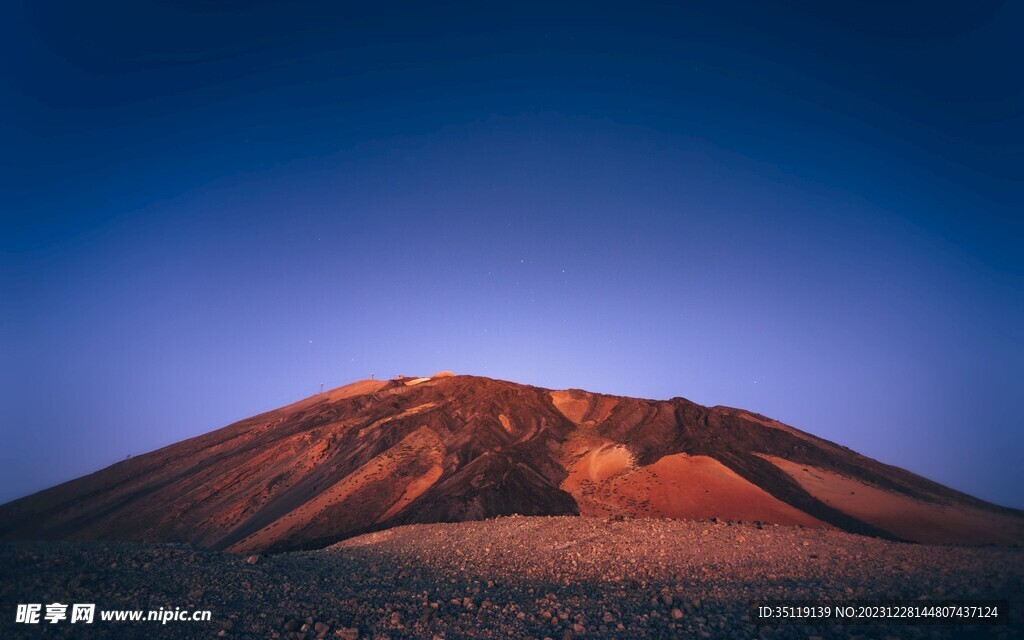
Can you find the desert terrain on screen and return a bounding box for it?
[2,374,1021,639]
[1,516,1020,639]
[2,374,1021,553]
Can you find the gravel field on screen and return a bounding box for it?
[1,516,1020,639]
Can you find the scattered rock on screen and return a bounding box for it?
[1,517,1019,640]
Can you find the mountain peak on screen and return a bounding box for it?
[1,373,1021,552]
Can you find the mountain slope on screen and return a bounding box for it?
[1,373,1021,552]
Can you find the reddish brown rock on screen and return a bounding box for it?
[1,374,1021,551]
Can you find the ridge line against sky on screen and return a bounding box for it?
[1,0,1021,507]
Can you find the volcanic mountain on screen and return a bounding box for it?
[1,373,1021,552]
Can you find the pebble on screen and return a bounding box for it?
[1,516,1019,640]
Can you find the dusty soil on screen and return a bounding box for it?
[1,517,1021,639]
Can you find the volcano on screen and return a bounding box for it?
[1,373,1021,552]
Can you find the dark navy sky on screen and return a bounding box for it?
[2,1,1022,507]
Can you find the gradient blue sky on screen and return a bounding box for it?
[2,1,1022,507]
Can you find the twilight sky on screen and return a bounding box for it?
[1,1,1022,508]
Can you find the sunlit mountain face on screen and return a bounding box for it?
[2,374,1020,553]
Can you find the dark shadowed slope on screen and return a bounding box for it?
[1,374,1021,552]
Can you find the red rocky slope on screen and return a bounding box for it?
[1,373,1020,552]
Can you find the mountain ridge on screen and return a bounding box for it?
[1,373,1021,552]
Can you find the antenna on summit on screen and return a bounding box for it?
[320,383,324,394]
[370,373,375,380]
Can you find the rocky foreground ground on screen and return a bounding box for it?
[1,516,1021,639]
